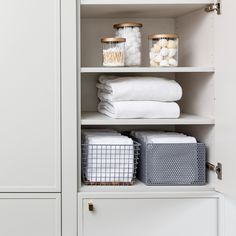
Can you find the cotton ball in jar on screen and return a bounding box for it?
[168,48,177,57]
[127,34,136,41]
[132,41,139,49]
[151,47,156,53]
[125,40,133,48]
[129,38,138,46]
[136,37,141,43]
[167,40,177,49]
[154,44,161,53]
[128,46,137,54]
[160,60,169,67]
[135,51,141,63]
[118,28,124,36]
[126,57,132,65]
[149,51,157,60]
[154,54,163,63]
[150,59,158,67]
[158,39,168,48]
[133,27,140,33]
[134,31,141,38]
[124,27,132,34]
[168,58,178,66]
[160,47,169,57]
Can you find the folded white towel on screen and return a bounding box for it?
[87,163,134,169]
[85,136,134,161]
[131,131,164,141]
[86,172,133,182]
[98,101,180,119]
[148,135,196,144]
[97,75,182,102]
[132,131,196,143]
[82,130,121,144]
[85,135,133,145]
[87,168,132,174]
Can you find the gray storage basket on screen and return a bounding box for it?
[136,139,206,186]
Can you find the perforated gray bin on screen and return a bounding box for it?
[136,139,206,186]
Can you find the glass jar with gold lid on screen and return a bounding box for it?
[101,37,126,67]
[114,22,143,66]
[149,34,178,67]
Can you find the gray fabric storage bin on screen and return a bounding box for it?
[136,139,206,185]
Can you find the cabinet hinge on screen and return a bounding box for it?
[207,162,222,180]
[205,3,221,15]
[205,2,221,15]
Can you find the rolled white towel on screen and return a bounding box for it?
[98,101,180,119]
[96,75,182,102]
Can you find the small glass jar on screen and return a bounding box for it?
[101,37,126,67]
[148,34,179,67]
[114,22,143,67]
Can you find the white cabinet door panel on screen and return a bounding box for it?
[0,194,61,236]
[82,198,218,236]
[0,0,60,192]
[214,0,236,198]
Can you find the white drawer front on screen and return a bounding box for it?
[0,194,61,236]
[82,198,218,236]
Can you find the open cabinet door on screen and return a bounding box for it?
[215,0,236,197]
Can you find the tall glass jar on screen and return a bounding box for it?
[101,37,126,67]
[114,22,143,67]
[149,34,179,67]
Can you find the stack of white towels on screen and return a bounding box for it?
[97,75,182,119]
[82,129,135,183]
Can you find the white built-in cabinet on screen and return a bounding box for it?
[0,194,61,236]
[0,0,61,192]
[76,1,236,236]
[79,194,219,236]
[0,0,61,235]
[1,0,236,236]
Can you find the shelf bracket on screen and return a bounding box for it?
[207,162,222,180]
[205,3,221,15]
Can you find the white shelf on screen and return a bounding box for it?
[81,112,215,125]
[79,180,215,193]
[81,1,214,18]
[81,67,215,73]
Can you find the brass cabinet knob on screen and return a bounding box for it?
[88,202,94,211]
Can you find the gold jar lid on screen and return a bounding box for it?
[101,37,126,43]
[148,34,178,39]
[113,22,143,29]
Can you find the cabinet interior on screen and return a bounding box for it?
[78,4,216,191]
